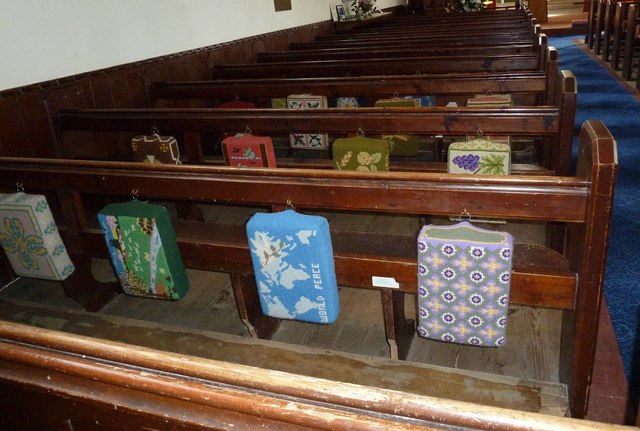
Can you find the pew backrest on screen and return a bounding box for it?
[212,53,546,79]
[149,71,552,107]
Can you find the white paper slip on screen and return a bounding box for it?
[372,276,400,289]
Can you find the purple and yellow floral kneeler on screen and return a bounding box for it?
[417,222,513,346]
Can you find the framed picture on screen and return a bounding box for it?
[330,3,340,21]
[274,0,292,11]
[335,4,347,21]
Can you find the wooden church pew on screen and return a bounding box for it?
[297,7,538,46]
[148,64,562,169]
[257,43,539,63]
[601,0,623,62]
[148,18,556,161]
[149,70,554,107]
[218,25,548,80]
[212,52,547,80]
[0,119,618,419]
[257,28,546,61]
[610,0,640,70]
[586,0,602,48]
[622,3,640,79]
[58,68,576,176]
[0,320,632,429]
[0,3,616,424]
[637,53,640,88]
[593,0,609,55]
[326,12,533,31]
[311,24,536,43]
[597,0,639,61]
[242,42,557,104]
[326,23,535,41]
[288,30,538,50]
[213,27,550,80]
[56,105,573,170]
[332,7,534,34]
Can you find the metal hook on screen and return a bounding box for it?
[244,126,252,135]
[451,207,505,225]
[151,126,159,135]
[16,182,24,192]
[132,188,139,199]
[356,127,365,136]
[475,130,484,139]
[286,199,295,210]
[458,208,472,222]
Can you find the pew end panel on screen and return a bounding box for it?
[560,120,618,418]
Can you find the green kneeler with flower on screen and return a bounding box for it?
[333,135,390,172]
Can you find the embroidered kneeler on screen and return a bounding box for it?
[332,136,389,172]
[448,138,511,175]
[98,199,189,300]
[0,192,75,281]
[417,222,513,346]
[335,97,366,108]
[246,209,339,324]
[374,97,419,156]
[131,134,181,164]
[286,94,329,150]
[221,134,277,168]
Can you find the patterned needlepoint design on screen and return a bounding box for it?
[221,134,277,168]
[286,94,329,150]
[246,209,339,324]
[0,192,75,281]
[98,199,188,300]
[130,134,181,164]
[417,221,513,347]
[332,135,389,172]
[448,138,511,175]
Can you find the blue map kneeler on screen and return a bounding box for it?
[246,209,339,324]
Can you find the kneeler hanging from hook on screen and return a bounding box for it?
[416,208,514,347]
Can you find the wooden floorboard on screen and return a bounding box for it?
[273,287,391,357]
[0,207,568,416]
[0,263,562,384]
[0,295,568,415]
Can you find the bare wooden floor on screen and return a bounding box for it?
[0,266,563,382]
[0,204,568,415]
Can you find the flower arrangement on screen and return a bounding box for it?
[446,0,488,12]
[351,0,376,17]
